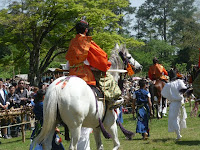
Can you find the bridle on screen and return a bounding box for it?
[118,51,135,71]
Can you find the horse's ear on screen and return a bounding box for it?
[119,44,124,53]
[115,43,120,52]
[120,44,126,54]
[115,43,119,49]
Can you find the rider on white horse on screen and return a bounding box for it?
[65,18,124,109]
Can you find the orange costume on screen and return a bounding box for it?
[65,34,111,85]
[148,63,168,81]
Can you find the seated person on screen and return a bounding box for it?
[65,19,123,109]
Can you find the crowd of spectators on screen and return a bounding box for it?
[0,77,54,141]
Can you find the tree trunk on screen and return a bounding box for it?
[163,7,167,42]
[28,45,40,86]
[28,51,36,85]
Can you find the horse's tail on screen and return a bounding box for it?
[34,84,60,145]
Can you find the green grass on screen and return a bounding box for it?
[0,103,200,150]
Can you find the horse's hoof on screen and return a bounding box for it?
[113,146,120,150]
[98,145,104,150]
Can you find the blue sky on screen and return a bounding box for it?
[0,0,146,10]
[131,0,146,7]
[129,0,146,35]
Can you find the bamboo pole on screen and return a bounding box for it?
[0,120,36,129]
[21,113,25,142]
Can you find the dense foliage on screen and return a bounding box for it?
[0,0,142,84]
[134,0,200,72]
[0,0,200,83]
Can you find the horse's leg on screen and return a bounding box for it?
[162,97,167,117]
[156,85,163,119]
[59,110,82,150]
[104,111,120,150]
[157,96,162,119]
[190,98,192,112]
[93,128,104,150]
[69,126,81,150]
[106,122,120,150]
[149,83,155,117]
[162,97,167,116]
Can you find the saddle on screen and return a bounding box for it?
[89,85,104,101]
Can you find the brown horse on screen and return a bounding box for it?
[149,79,166,118]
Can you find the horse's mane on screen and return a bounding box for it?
[108,43,129,82]
[109,43,127,70]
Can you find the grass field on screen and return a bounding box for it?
[0,103,200,150]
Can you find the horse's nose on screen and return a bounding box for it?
[137,65,143,71]
[135,66,142,73]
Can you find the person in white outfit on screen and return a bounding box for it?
[161,79,187,140]
[77,127,93,150]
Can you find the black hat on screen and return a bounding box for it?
[153,57,158,64]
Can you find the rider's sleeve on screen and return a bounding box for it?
[163,67,168,76]
[87,41,111,72]
[65,34,92,66]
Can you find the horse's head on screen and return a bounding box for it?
[119,44,143,73]
[109,43,143,82]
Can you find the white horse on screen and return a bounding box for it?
[34,44,142,150]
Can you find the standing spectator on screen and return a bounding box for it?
[50,77,54,84]
[29,87,39,106]
[11,79,18,89]
[26,82,33,99]
[42,82,49,92]
[0,79,11,139]
[15,80,28,106]
[132,79,152,140]
[45,77,50,84]
[8,86,20,137]
[161,79,187,140]
[5,78,11,87]
[8,86,20,108]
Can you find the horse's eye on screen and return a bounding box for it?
[127,57,131,59]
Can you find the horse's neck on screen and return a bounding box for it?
[108,53,124,82]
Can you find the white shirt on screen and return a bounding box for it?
[0,88,9,105]
[0,88,5,101]
[161,79,187,102]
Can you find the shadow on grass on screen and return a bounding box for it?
[176,140,200,146]
[152,138,174,143]
[1,137,31,145]
[1,139,22,145]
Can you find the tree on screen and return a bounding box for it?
[131,39,176,72]
[0,0,142,85]
[134,0,196,43]
[112,0,136,35]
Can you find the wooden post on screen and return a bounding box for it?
[21,113,25,142]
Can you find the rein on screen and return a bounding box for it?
[118,51,134,76]
[95,100,107,128]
